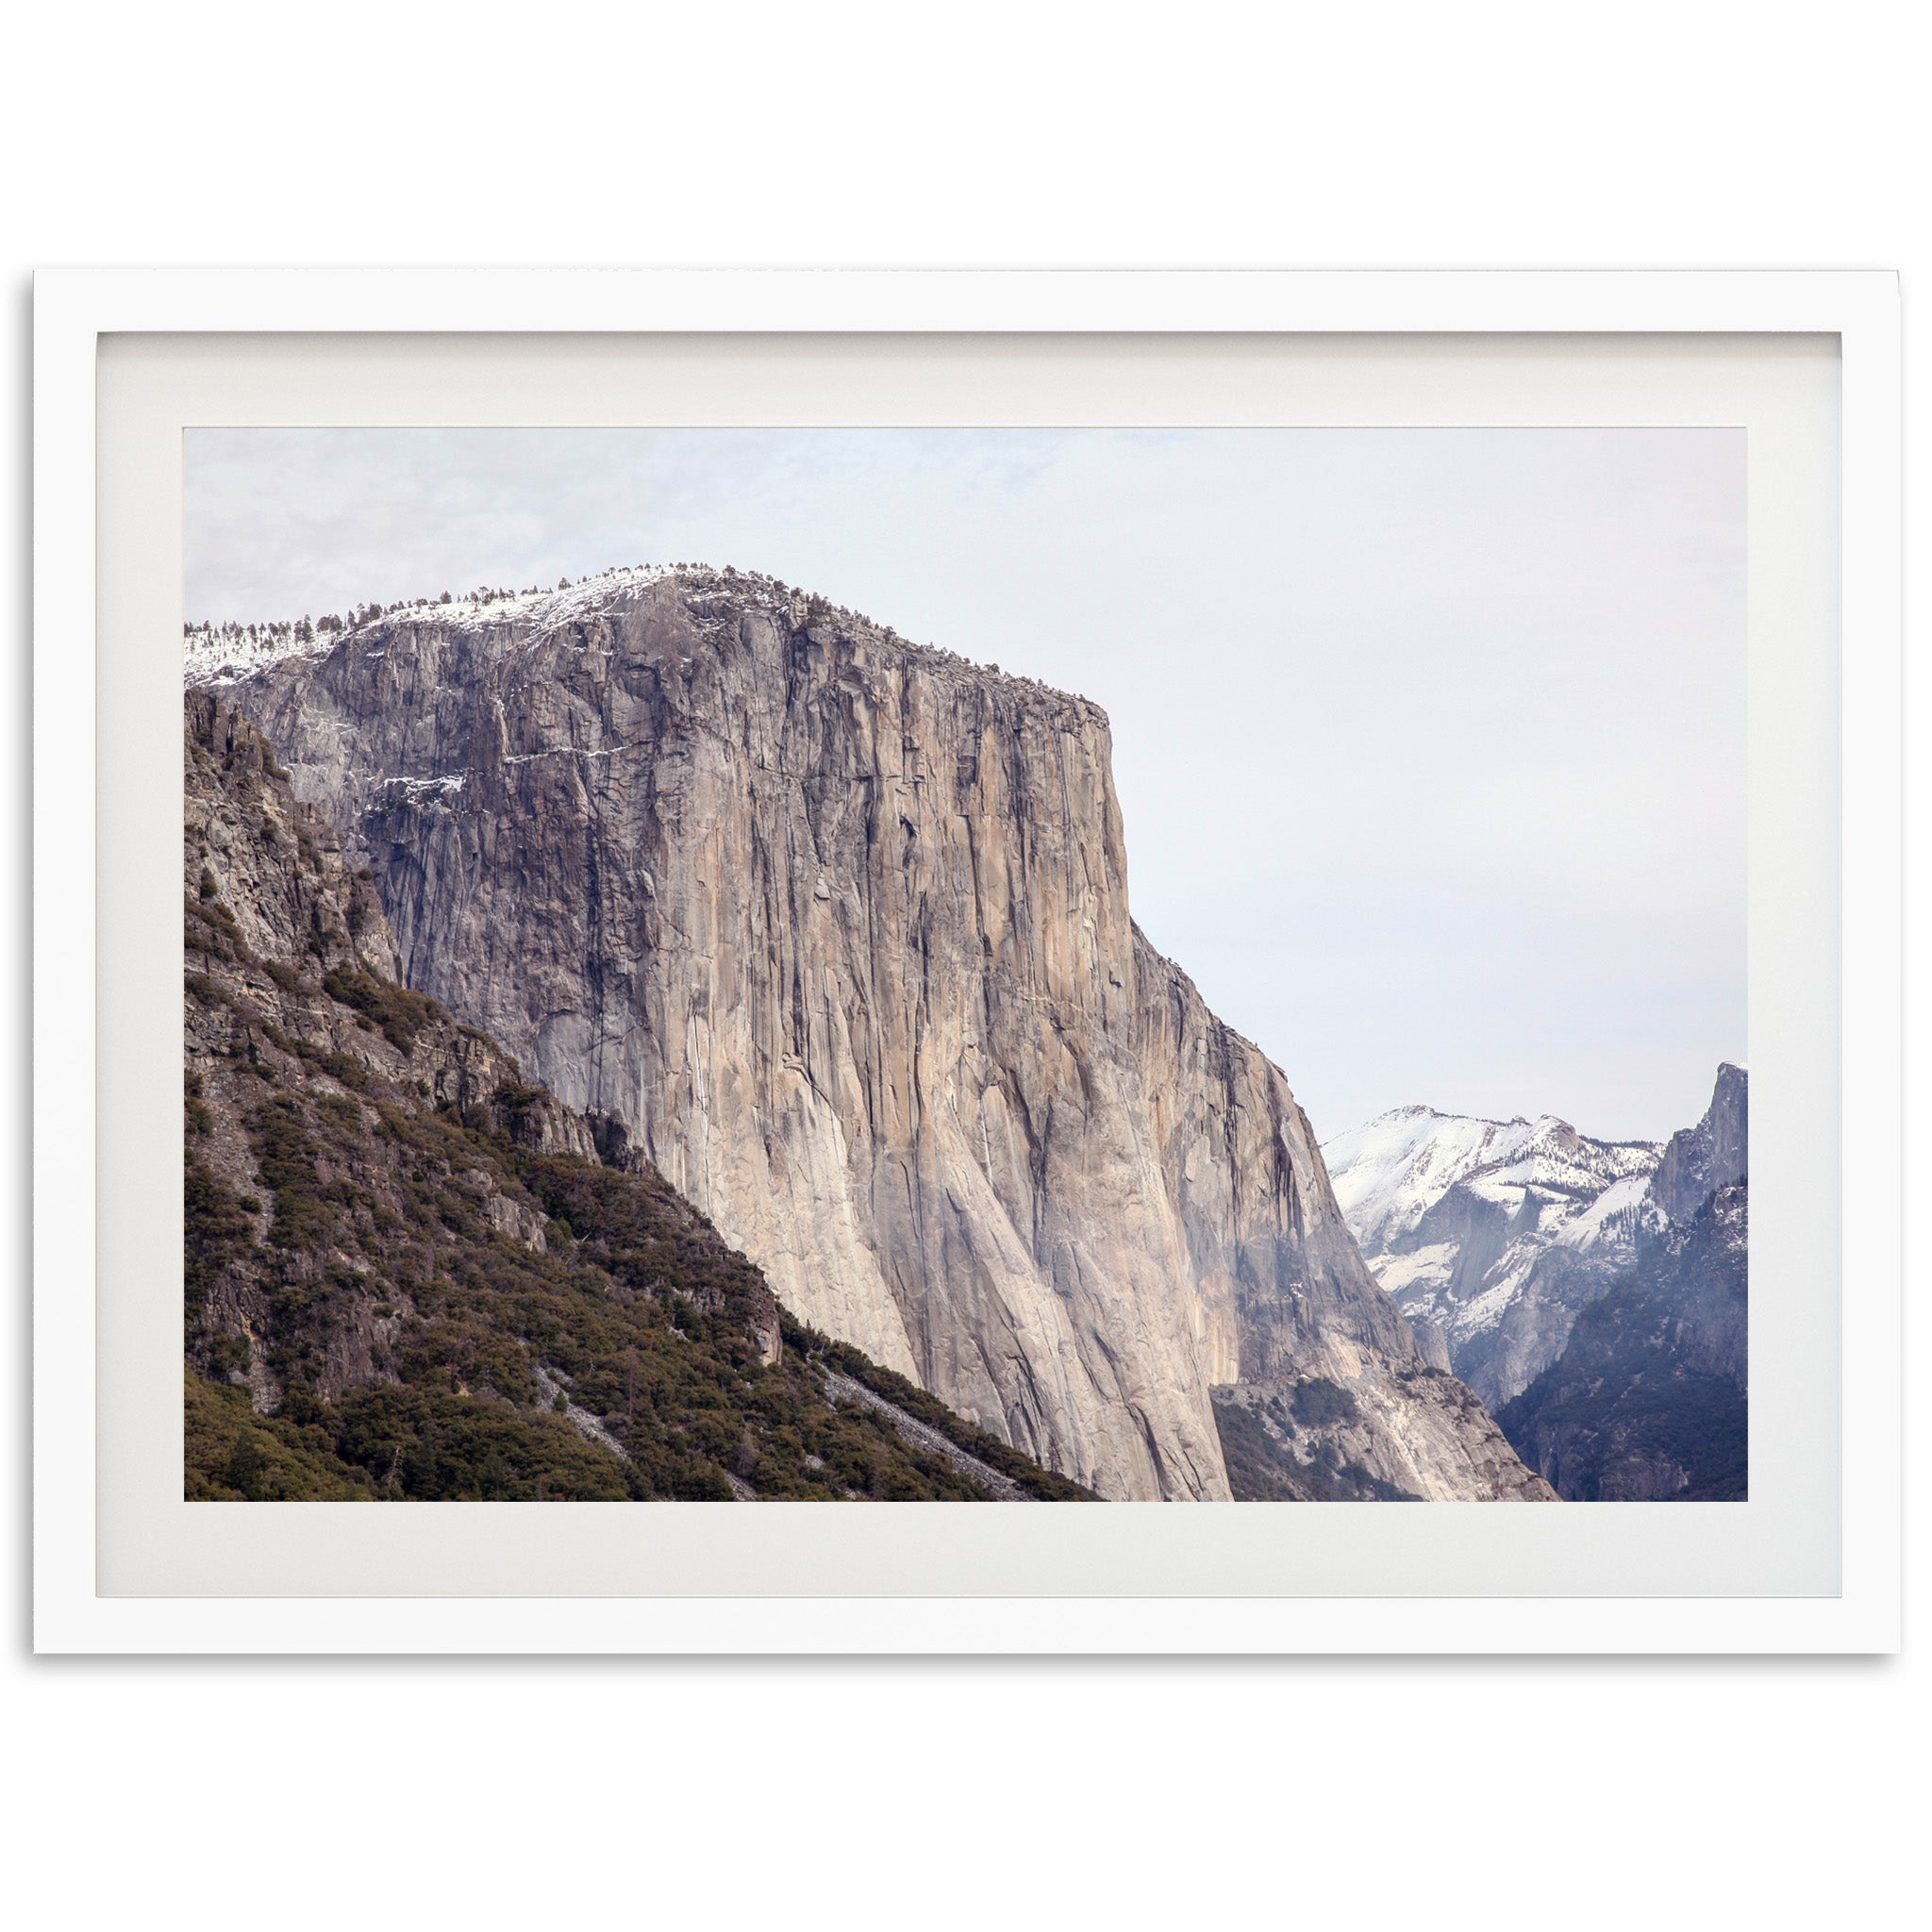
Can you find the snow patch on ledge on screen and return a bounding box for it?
[379,774,467,807]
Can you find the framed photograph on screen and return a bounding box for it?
[34,270,1900,1653]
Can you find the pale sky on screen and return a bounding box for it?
[186,426,1746,1144]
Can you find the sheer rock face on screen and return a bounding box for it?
[217,567,1547,1501]
[1649,1062,1749,1224]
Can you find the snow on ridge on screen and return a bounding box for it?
[184,623,336,690]
[179,559,1091,706]
[1322,1102,1665,1261]
[183,563,709,689]
[1345,1101,1534,1133]
[1553,1171,1661,1251]
[1323,1108,1541,1249]
[1321,1093,1679,1372]
[415,561,723,641]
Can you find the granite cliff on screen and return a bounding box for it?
[1649,1062,1749,1224]
[183,691,1090,1502]
[196,564,1551,1502]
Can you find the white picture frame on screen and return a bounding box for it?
[34,269,1902,1654]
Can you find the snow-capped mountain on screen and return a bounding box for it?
[1324,1108,1663,1263]
[1321,1066,1746,1410]
[1322,1108,1666,1408]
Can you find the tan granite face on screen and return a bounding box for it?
[222,569,1550,1501]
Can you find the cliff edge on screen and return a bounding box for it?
[201,565,1551,1501]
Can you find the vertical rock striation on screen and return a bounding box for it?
[1648,1062,1749,1224]
[207,565,1549,1501]
[181,691,1090,1504]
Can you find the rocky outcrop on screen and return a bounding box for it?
[185,688,599,1156]
[205,564,1549,1501]
[1130,933,1552,1497]
[1649,1062,1749,1224]
[185,690,600,1418]
[1406,1315,1455,1375]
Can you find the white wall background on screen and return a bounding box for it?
[4,5,1920,1928]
